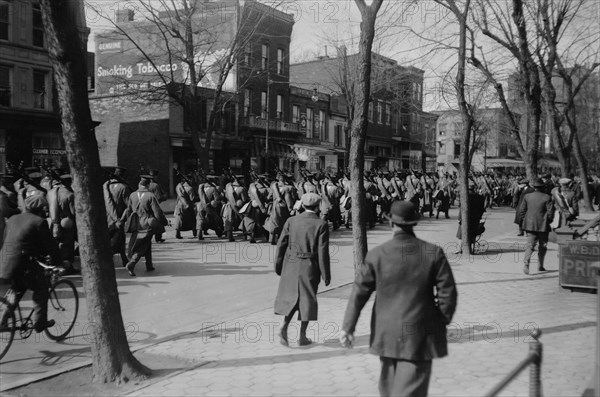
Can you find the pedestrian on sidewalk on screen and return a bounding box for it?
[339,200,457,397]
[148,169,167,243]
[274,192,331,347]
[519,178,555,274]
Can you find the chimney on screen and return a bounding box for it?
[116,9,134,22]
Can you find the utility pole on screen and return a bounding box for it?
[265,67,269,173]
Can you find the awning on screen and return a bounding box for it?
[292,144,335,161]
[255,138,298,160]
[485,158,524,167]
[539,158,560,168]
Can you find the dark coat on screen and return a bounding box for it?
[519,190,555,233]
[514,186,535,224]
[274,211,330,321]
[0,212,60,280]
[342,230,457,361]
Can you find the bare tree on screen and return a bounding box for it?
[91,0,282,170]
[348,0,384,270]
[39,0,150,384]
[534,0,598,208]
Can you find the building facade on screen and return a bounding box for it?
[289,51,434,172]
[434,108,519,173]
[0,0,88,172]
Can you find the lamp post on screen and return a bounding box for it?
[265,69,270,173]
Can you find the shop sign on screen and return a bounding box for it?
[32,148,66,155]
[299,114,307,132]
[98,41,122,53]
[559,241,600,290]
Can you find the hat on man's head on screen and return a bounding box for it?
[25,194,48,211]
[149,169,159,177]
[533,178,545,188]
[543,173,552,179]
[384,200,420,226]
[139,174,152,182]
[301,192,321,208]
[60,174,72,183]
[518,178,529,185]
[559,177,572,185]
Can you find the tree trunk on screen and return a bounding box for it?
[572,129,595,211]
[350,0,383,270]
[40,0,150,384]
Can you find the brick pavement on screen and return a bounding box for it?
[126,231,598,397]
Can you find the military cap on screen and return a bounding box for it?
[533,178,545,188]
[559,177,571,185]
[301,192,321,207]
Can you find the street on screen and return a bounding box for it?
[0,206,597,396]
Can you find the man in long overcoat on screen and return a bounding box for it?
[340,200,457,397]
[519,178,555,274]
[513,178,534,236]
[173,175,197,239]
[121,175,168,277]
[148,169,167,243]
[274,192,330,347]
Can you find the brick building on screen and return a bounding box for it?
[290,50,435,172]
[0,0,88,172]
[90,0,295,190]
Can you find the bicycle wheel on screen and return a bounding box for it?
[0,297,16,360]
[45,279,79,341]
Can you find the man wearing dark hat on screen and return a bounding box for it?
[340,201,457,397]
[148,170,167,243]
[103,166,131,266]
[513,178,534,236]
[0,195,60,332]
[274,192,331,347]
[121,175,168,276]
[519,178,555,274]
[16,167,46,212]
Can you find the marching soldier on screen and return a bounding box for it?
[122,174,168,277]
[148,170,167,243]
[103,166,131,266]
[265,172,294,245]
[244,173,270,243]
[196,174,224,240]
[223,174,249,242]
[47,173,78,274]
[174,173,197,239]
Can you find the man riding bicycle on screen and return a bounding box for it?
[0,195,61,332]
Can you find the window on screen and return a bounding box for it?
[319,110,327,140]
[33,69,48,109]
[334,124,344,147]
[0,1,9,41]
[32,3,44,48]
[243,43,251,66]
[260,91,267,119]
[306,107,313,138]
[261,44,269,70]
[386,103,391,125]
[243,88,252,116]
[368,102,373,121]
[454,142,461,158]
[0,65,11,107]
[276,94,283,119]
[292,105,300,123]
[377,102,382,124]
[277,49,284,75]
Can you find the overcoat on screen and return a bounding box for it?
[514,186,535,224]
[519,191,554,233]
[274,211,330,321]
[342,230,457,361]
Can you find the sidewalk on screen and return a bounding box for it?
[124,232,597,396]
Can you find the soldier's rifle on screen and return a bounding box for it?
[6,161,47,194]
[36,159,62,183]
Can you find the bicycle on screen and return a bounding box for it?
[0,259,79,361]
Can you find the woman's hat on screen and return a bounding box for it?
[384,201,420,226]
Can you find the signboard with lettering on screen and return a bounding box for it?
[559,240,600,290]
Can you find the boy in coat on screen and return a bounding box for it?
[340,200,457,397]
[274,192,331,347]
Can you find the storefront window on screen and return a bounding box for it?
[32,133,67,170]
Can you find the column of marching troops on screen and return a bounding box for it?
[3,162,599,276]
